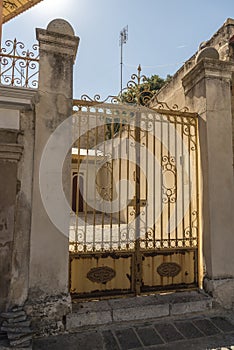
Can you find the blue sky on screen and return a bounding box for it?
[2,0,234,98]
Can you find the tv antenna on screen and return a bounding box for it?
[119,25,128,94]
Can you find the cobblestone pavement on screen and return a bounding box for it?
[34,315,234,350]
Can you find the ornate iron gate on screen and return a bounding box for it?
[69,67,200,299]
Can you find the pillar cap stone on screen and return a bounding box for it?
[182,58,234,94]
[196,47,219,64]
[47,19,75,37]
[36,19,79,61]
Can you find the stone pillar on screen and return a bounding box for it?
[28,19,79,334]
[0,130,23,312]
[183,58,234,308]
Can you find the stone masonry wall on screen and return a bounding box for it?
[155,18,234,112]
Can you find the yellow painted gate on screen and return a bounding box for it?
[69,68,200,299]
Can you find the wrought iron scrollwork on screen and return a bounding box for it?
[162,155,177,204]
[95,161,112,201]
[183,210,198,247]
[80,94,118,105]
[73,65,190,113]
[0,39,39,88]
[182,122,197,151]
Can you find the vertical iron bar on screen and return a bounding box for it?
[135,109,142,294]
[145,119,149,248]
[153,115,156,248]
[75,109,81,252]
[167,116,171,247]
[188,119,192,247]
[25,51,29,87]
[126,110,130,248]
[92,110,98,250]
[84,110,90,252]
[195,116,201,286]
[118,114,123,249]
[174,116,178,247]
[110,112,114,250]
[11,39,16,85]
[101,110,107,251]
[181,119,185,246]
[160,115,163,248]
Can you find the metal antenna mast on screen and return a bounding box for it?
[119,25,128,94]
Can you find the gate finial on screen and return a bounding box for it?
[137,64,141,85]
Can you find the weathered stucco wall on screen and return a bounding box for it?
[153,18,234,308]
[0,86,36,316]
[0,130,20,312]
[8,109,35,308]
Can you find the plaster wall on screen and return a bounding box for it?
[0,86,36,314]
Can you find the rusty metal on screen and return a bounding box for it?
[70,67,200,299]
[0,38,39,88]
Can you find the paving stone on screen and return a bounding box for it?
[34,332,103,350]
[102,330,119,350]
[115,328,142,350]
[210,317,234,333]
[147,332,234,350]
[154,323,184,343]
[33,320,234,350]
[135,326,164,346]
[193,318,221,336]
[174,321,204,339]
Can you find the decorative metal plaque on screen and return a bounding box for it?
[157,262,181,277]
[87,266,116,284]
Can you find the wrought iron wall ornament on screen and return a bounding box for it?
[0,38,39,88]
[87,266,116,284]
[157,262,181,277]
